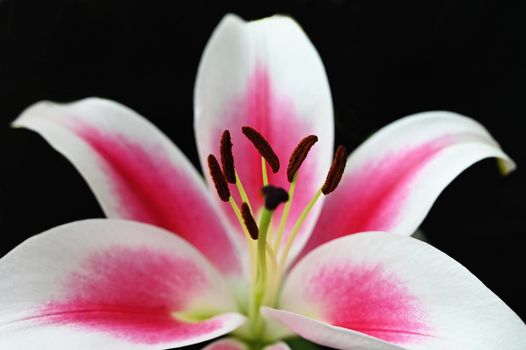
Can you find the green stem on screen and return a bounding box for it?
[249,207,273,336]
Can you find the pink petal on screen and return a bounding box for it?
[275,232,526,349]
[203,338,248,350]
[195,14,333,259]
[13,98,241,276]
[301,112,515,258]
[0,219,245,349]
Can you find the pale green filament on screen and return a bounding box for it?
[273,172,298,253]
[261,157,268,186]
[268,188,324,307]
[278,189,323,271]
[229,196,257,289]
[221,141,336,342]
[235,170,253,212]
[229,197,253,243]
[265,242,278,278]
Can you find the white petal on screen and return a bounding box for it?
[195,14,334,261]
[277,232,526,349]
[302,112,515,257]
[0,219,245,349]
[13,98,242,276]
[263,308,406,350]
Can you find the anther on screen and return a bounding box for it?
[207,154,230,201]
[220,130,236,184]
[241,203,259,240]
[241,126,280,173]
[321,145,348,195]
[261,185,289,210]
[287,135,318,182]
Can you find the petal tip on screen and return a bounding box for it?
[11,100,55,128]
[498,157,517,176]
[215,13,246,33]
[248,14,305,34]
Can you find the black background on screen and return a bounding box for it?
[1,0,525,348]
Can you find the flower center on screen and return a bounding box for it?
[208,127,347,343]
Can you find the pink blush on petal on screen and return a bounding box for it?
[213,65,319,241]
[205,340,246,350]
[337,137,455,232]
[301,136,457,259]
[67,123,240,275]
[37,246,220,344]
[211,345,238,350]
[305,262,431,344]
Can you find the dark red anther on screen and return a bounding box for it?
[207,154,230,201]
[261,185,289,210]
[287,135,318,182]
[321,145,348,195]
[241,203,259,240]
[220,130,236,184]
[241,126,280,173]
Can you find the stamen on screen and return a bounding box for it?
[241,203,259,240]
[207,154,230,201]
[261,185,289,210]
[287,135,318,182]
[278,189,322,270]
[272,136,319,251]
[261,157,269,186]
[220,130,236,184]
[273,173,297,253]
[248,184,288,328]
[321,145,348,195]
[242,126,280,173]
[228,197,257,291]
[235,170,253,211]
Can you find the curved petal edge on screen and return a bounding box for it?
[302,111,516,258]
[13,98,242,276]
[0,219,245,349]
[280,232,526,350]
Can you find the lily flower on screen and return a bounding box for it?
[1,14,525,350]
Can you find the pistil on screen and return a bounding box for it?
[249,186,289,336]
